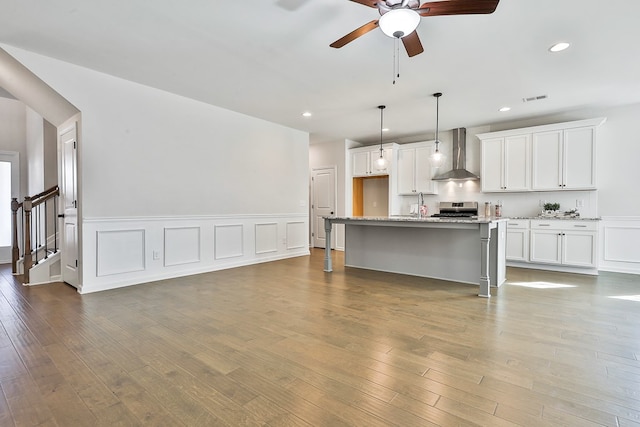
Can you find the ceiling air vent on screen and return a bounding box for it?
[523,95,548,103]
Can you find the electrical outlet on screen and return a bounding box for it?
[153,250,160,260]
[576,199,584,208]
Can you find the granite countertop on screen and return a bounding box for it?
[507,216,601,221]
[326,216,510,224]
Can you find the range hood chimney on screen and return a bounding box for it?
[432,128,479,181]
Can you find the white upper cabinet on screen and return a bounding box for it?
[477,117,605,193]
[481,135,530,192]
[532,127,596,190]
[351,147,393,177]
[396,143,438,195]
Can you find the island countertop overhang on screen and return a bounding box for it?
[324,215,509,226]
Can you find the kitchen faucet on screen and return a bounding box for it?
[417,192,424,218]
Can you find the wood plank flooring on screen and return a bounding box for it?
[1,249,639,426]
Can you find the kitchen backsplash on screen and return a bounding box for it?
[399,181,598,218]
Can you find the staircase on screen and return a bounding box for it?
[11,186,61,285]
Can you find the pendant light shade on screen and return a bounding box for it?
[379,9,421,39]
[375,105,388,170]
[429,92,447,169]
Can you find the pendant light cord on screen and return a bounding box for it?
[378,105,385,156]
[434,92,442,152]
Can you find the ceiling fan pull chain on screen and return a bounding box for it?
[393,38,400,85]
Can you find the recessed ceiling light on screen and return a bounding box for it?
[382,128,390,132]
[549,42,570,52]
[499,106,511,112]
[302,111,312,117]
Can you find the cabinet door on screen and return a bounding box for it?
[506,229,529,261]
[563,231,597,267]
[481,138,504,192]
[530,230,562,264]
[352,151,370,177]
[396,148,416,194]
[415,146,437,194]
[532,130,563,190]
[563,127,596,189]
[504,135,530,191]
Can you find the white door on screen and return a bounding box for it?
[0,152,20,264]
[60,126,79,287]
[311,167,336,249]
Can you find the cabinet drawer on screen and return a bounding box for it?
[507,220,529,229]
[530,220,564,230]
[530,220,598,231]
[562,221,598,231]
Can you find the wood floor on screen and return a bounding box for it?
[1,250,639,426]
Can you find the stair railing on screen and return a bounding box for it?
[11,185,60,282]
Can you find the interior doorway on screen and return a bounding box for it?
[311,166,336,249]
[0,151,19,264]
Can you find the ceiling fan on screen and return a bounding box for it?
[330,0,500,57]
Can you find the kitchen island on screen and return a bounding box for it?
[324,216,509,297]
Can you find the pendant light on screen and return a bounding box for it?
[429,92,446,169]
[375,105,388,170]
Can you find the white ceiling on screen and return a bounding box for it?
[1,0,639,145]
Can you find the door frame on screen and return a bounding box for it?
[0,151,20,264]
[311,166,337,249]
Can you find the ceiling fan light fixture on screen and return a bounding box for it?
[379,8,421,39]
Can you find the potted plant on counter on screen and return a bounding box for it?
[542,202,560,217]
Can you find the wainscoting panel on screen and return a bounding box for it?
[215,224,244,260]
[164,227,201,267]
[96,229,145,277]
[286,221,307,250]
[255,223,278,254]
[81,214,309,294]
[599,216,640,275]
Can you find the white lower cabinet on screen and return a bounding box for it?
[529,220,598,268]
[506,220,529,262]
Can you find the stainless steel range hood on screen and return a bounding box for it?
[432,128,480,181]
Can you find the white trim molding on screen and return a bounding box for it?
[81,213,309,293]
[599,216,640,275]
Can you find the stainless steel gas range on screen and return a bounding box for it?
[431,201,478,218]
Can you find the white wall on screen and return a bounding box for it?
[0,97,27,198]
[5,46,310,292]
[25,107,44,195]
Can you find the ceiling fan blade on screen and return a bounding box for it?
[348,0,379,7]
[402,31,424,57]
[418,0,499,17]
[330,20,380,48]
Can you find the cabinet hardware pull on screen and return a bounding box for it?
[539,224,550,226]
[574,225,587,227]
